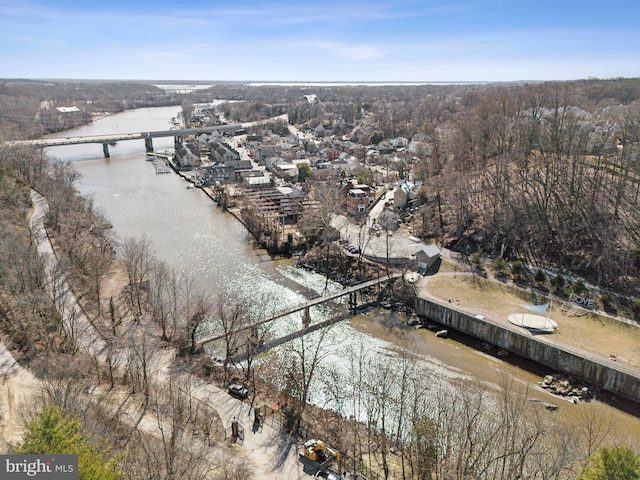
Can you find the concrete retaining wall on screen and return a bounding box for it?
[415,295,640,404]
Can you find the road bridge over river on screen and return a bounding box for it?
[5,114,288,157]
[198,272,402,348]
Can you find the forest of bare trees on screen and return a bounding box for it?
[0,145,251,479]
[1,79,639,478]
[0,80,183,140]
[415,82,640,296]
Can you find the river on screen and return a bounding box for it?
[45,105,640,439]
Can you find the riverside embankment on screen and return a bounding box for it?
[414,285,640,404]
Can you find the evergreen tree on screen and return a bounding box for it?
[579,446,640,480]
[510,261,526,281]
[297,162,313,182]
[16,406,121,480]
[492,256,507,277]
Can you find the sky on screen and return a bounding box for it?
[1,0,639,82]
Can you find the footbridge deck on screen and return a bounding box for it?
[198,272,401,347]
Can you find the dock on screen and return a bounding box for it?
[153,151,174,162]
[153,159,171,174]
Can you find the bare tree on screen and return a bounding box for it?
[103,334,124,390]
[212,293,249,382]
[297,183,342,291]
[148,260,173,341]
[121,236,154,320]
[237,291,278,405]
[85,239,113,317]
[126,324,162,407]
[574,402,616,464]
[281,323,334,435]
[151,375,215,480]
[32,353,89,411]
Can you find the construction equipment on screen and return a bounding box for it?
[300,439,342,473]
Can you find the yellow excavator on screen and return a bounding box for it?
[300,439,342,473]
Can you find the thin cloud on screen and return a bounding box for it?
[185,2,422,26]
[1,0,638,81]
[1,1,433,33]
[311,41,385,60]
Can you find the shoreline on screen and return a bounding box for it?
[160,147,640,414]
[165,157,252,235]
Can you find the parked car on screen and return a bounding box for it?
[346,245,360,254]
[314,470,342,480]
[227,384,248,399]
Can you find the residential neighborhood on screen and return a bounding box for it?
[169,101,440,271]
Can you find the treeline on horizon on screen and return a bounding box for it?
[0,80,182,139]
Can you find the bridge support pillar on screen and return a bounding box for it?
[349,292,357,315]
[102,143,110,158]
[145,137,154,152]
[302,307,311,329]
[174,135,183,146]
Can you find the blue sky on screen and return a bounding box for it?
[1,0,639,82]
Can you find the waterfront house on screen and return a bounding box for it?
[202,160,253,185]
[174,143,200,170]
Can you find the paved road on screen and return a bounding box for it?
[190,379,306,479]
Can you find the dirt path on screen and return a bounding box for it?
[22,189,309,479]
[0,343,41,450]
[30,190,107,360]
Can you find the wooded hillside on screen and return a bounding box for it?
[418,81,640,295]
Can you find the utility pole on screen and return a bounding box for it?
[385,229,390,277]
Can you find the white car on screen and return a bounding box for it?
[314,470,342,480]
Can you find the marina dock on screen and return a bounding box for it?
[153,159,171,174]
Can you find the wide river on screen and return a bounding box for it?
[46,105,640,437]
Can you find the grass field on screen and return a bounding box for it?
[422,272,640,369]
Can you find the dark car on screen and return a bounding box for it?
[227,384,248,399]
